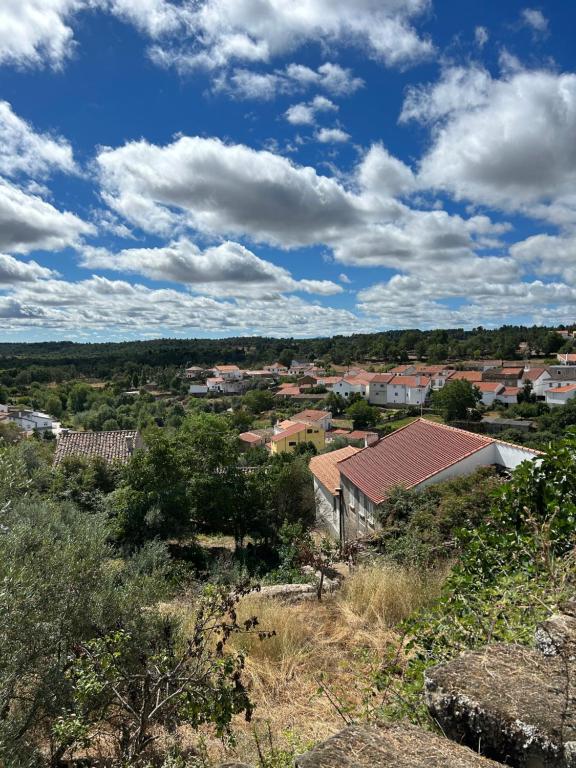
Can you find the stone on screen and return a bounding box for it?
[425,643,576,767]
[535,613,576,659]
[294,723,503,767]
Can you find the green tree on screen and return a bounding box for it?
[324,391,347,416]
[242,389,275,414]
[0,498,169,766]
[432,379,481,421]
[346,399,382,429]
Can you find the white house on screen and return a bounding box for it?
[475,381,505,406]
[336,419,541,542]
[212,365,243,380]
[385,375,431,405]
[366,374,394,405]
[545,384,576,407]
[332,376,369,399]
[185,366,203,379]
[291,409,333,431]
[189,383,208,395]
[1,405,61,435]
[498,387,520,405]
[521,368,551,397]
[309,445,361,540]
[264,362,288,375]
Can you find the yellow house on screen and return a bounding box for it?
[270,420,325,454]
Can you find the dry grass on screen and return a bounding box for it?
[184,562,446,765]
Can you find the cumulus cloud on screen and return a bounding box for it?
[315,127,350,143]
[475,26,489,48]
[79,238,343,298]
[149,0,434,73]
[0,101,76,178]
[96,135,363,245]
[409,68,576,223]
[2,275,360,336]
[215,61,364,101]
[0,253,57,283]
[0,178,94,253]
[285,95,337,125]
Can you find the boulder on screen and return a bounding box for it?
[425,643,576,767]
[295,723,503,767]
[536,613,576,659]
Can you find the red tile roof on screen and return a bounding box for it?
[389,376,428,388]
[547,384,576,394]
[522,367,548,381]
[502,387,521,395]
[348,430,379,440]
[447,370,483,382]
[214,365,240,372]
[239,431,263,444]
[309,446,362,496]
[338,419,495,504]
[476,382,504,392]
[369,373,395,383]
[270,422,307,442]
[292,409,331,421]
[275,386,301,396]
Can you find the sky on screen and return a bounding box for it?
[1,1,575,342]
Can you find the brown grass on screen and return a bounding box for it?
[183,562,445,765]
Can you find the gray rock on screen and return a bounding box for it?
[536,613,576,659]
[295,723,503,767]
[425,643,576,767]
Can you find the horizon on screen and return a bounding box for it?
[2,2,576,341]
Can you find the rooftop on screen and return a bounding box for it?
[338,419,496,504]
[292,409,331,421]
[447,370,483,382]
[547,384,576,394]
[54,430,141,466]
[270,422,308,442]
[309,446,362,496]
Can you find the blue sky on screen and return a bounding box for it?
[1,0,575,341]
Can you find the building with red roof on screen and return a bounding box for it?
[336,419,540,540]
[309,445,361,538]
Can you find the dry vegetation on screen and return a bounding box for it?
[177,562,445,765]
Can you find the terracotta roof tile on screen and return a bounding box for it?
[547,384,576,393]
[292,409,331,421]
[522,367,547,381]
[270,422,307,442]
[476,382,504,392]
[338,419,495,504]
[239,431,263,443]
[309,446,361,495]
[446,370,483,382]
[54,430,141,466]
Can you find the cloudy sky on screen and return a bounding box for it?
[0,0,575,340]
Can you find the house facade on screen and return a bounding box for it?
[335,419,541,542]
[545,385,576,407]
[270,421,325,454]
[309,446,361,539]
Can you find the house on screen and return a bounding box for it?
[475,381,505,406]
[206,376,225,393]
[336,419,541,541]
[385,375,431,405]
[291,409,333,431]
[239,431,265,450]
[206,377,244,394]
[545,384,576,407]
[482,367,524,386]
[275,384,302,398]
[184,366,203,379]
[481,417,535,434]
[54,430,143,466]
[265,362,288,375]
[0,404,61,436]
[545,366,576,393]
[309,446,362,539]
[520,367,550,397]
[288,360,313,376]
[212,365,243,380]
[315,376,341,390]
[270,421,325,454]
[498,387,521,405]
[347,430,379,447]
[414,365,456,390]
[189,384,208,395]
[366,374,394,405]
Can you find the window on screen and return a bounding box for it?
[289,441,296,446]
[307,428,313,434]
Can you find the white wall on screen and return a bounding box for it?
[314,478,340,538]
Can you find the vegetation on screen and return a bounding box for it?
[432,379,481,421]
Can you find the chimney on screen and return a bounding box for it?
[125,435,134,454]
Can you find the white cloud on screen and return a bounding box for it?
[357,143,415,199]
[284,62,364,96]
[2,275,360,336]
[79,238,343,298]
[411,68,576,223]
[0,253,57,284]
[0,0,81,69]
[400,65,492,123]
[339,273,352,284]
[147,0,433,74]
[521,8,548,34]
[475,26,488,48]
[0,101,76,178]
[315,127,350,143]
[0,178,94,253]
[96,135,363,245]
[285,95,337,125]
